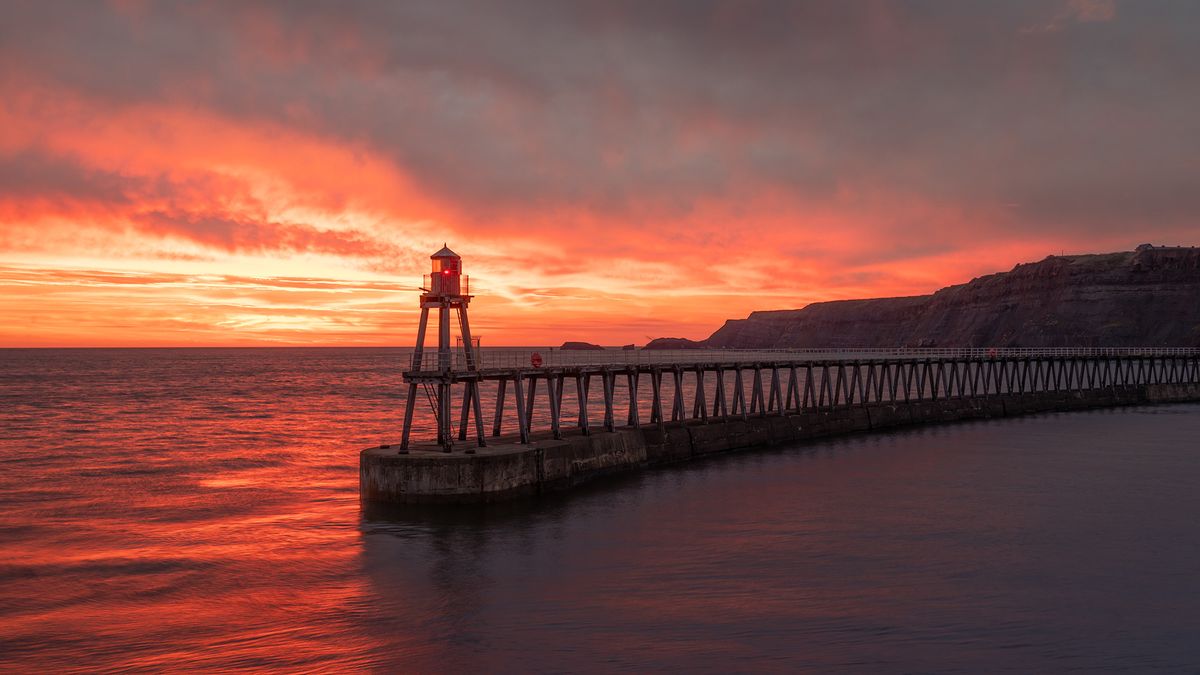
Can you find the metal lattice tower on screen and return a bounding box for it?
[399,244,484,453]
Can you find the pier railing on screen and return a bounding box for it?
[408,347,1200,373]
[399,352,1200,451]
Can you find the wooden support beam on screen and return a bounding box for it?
[513,374,529,444]
[651,368,665,431]
[768,367,783,413]
[695,368,709,423]
[714,368,729,418]
[803,365,815,410]
[577,373,590,436]
[657,365,667,427]
[751,367,765,415]
[847,362,862,406]
[672,367,685,422]
[470,381,486,449]
[783,366,798,411]
[862,363,877,406]
[492,378,506,437]
[627,370,640,427]
[603,369,616,432]
[732,367,747,418]
[547,375,562,439]
[524,374,538,433]
[556,374,566,420]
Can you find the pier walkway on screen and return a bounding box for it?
[363,349,1200,503]
[399,348,1200,451]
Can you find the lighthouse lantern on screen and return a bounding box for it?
[429,243,464,297]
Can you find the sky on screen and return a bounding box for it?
[1,0,1197,347]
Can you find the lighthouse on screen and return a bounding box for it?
[399,244,484,453]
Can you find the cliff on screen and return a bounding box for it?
[560,341,605,351]
[702,246,1200,349]
[642,337,706,350]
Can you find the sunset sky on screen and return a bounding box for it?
[2,0,1197,347]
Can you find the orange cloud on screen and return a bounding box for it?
[1,3,1196,347]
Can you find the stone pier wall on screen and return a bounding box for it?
[360,384,1200,504]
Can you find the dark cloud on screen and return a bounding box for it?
[0,149,137,205]
[0,264,412,292]
[0,148,404,261]
[2,0,1199,234]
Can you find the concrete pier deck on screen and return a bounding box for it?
[362,383,1200,504]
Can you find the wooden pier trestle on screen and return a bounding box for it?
[397,354,1200,452]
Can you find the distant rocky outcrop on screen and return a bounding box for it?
[702,246,1200,348]
[643,337,707,350]
[560,341,605,351]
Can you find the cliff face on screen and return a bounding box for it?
[704,247,1200,348]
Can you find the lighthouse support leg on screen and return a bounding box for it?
[458,383,471,441]
[399,304,432,453]
[456,305,478,370]
[399,383,418,453]
[437,302,452,451]
[411,307,430,371]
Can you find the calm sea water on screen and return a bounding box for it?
[3,348,1200,672]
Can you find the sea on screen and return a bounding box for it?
[2,347,1200,672]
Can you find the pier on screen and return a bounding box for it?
[363,349,1200,503]
[362,247,1200,503]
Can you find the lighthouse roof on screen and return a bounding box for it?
[430,243,460,259]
